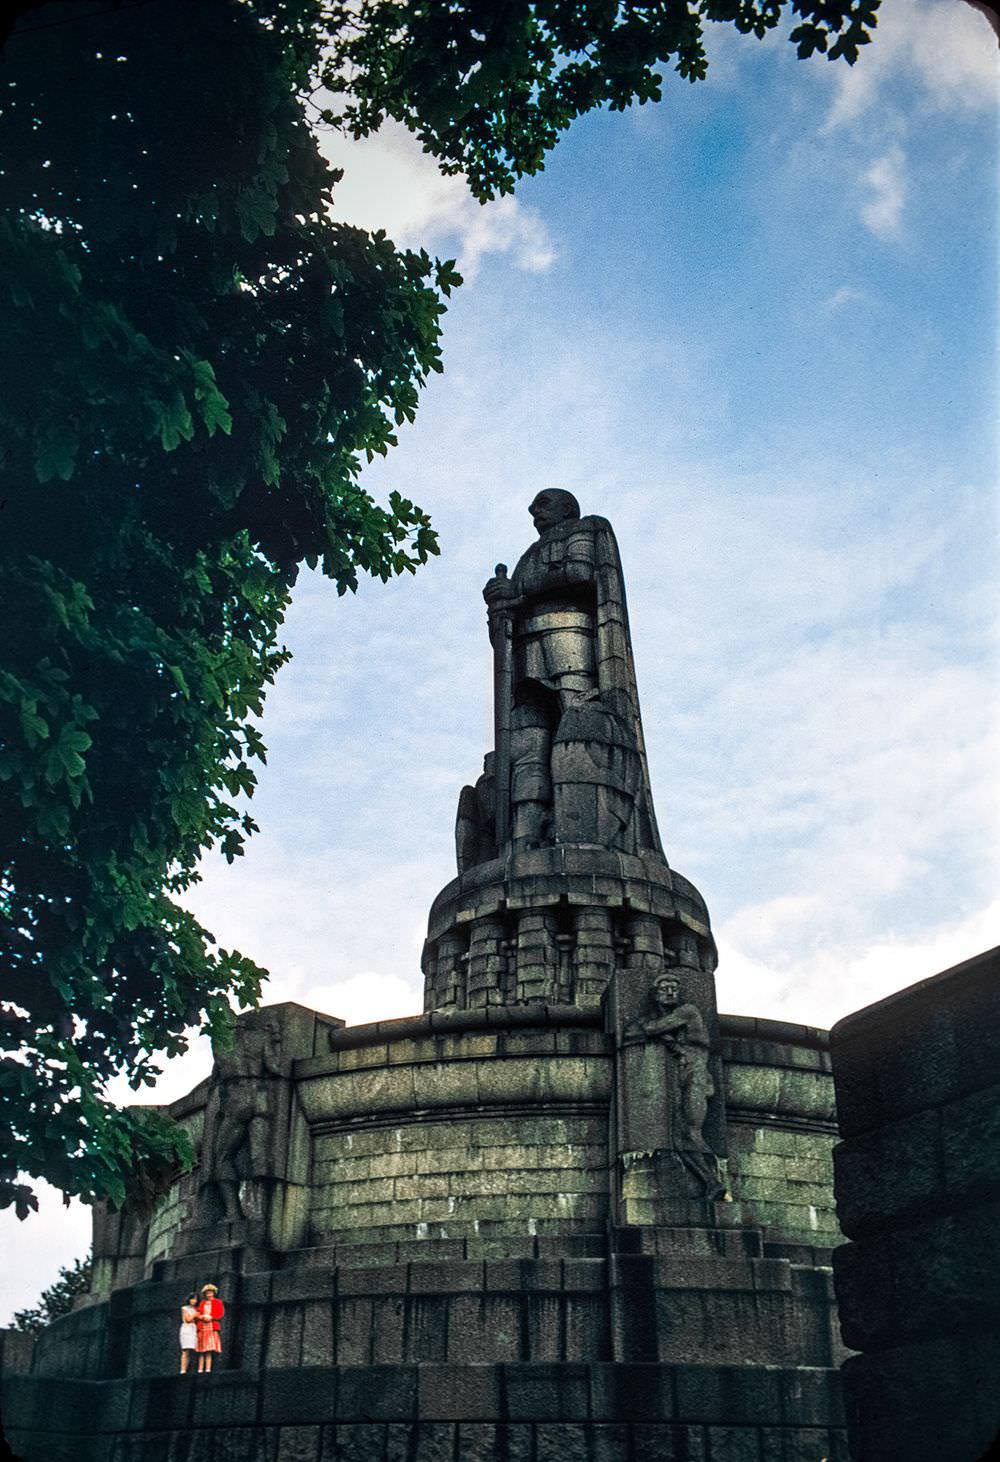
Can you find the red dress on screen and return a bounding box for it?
[196,1296,224,1354]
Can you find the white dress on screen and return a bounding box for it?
[178,1306,198,1350]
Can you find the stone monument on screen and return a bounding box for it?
[2,497,850,1462]
[427,492,730,1229]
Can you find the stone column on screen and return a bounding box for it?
[515,909,560,1003]
[573,906,615,1007]
[466,913,507,1007]
[429,928,469,1010]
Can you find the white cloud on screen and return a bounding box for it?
[825,0,1000,128]
[104,1035,215,1108]
[823,283,869,310]
[860,143,908,238]
[300,971,422,1028]
[717,899,1000,1028]
[318,119,556,280]
[684,612,999,1027]
[179,839,432,1019]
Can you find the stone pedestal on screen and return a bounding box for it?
[422,844,715,1013]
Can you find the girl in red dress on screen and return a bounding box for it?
[195,1283,224,1373]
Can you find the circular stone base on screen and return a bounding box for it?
[422,844,715,1011]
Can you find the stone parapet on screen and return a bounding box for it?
[2,1359,848,1462]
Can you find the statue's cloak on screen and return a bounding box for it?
[511,514,665,859]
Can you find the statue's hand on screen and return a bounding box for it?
[483,562,519,610]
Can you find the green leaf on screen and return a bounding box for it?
[19,700,50,747]
[34,420,80,483]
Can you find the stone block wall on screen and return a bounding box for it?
[830,945,1000,1462]
[142,1092,208,1272]
[297,1015,613,1249]
[3,1360,850,1462]
[293,1011,843,1257]
[721,1018,840,1254]
[311,1113,609,1245]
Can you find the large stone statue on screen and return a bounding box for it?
[458,490,663,863]
[428,490,718,1022]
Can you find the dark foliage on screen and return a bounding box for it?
[1,0,448,1215]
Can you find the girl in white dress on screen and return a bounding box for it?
[178,1293,198,1373]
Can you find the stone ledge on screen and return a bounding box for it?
[297,1063,612,1123]
[719,1016,830,1052]
[1,1361,846,1432]
[315,1003,604,1060]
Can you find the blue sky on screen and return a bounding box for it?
[5,0,997,1320]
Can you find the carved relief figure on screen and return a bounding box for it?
[458,491,663,862]
[198,1014,283,1222]
[624,971,726,1199]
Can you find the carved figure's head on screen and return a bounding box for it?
[652,973,680,1010]
[529,489,580,534]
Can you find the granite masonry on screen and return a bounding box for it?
[830,945,1000,1462]
[2,496,850,1461]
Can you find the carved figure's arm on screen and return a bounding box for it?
[561,545,596,586]
[646,1010,690,1040]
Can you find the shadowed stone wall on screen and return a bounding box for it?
[2,1362,848,1462]
[830,945,1000,1462]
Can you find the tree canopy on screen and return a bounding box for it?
[320,0,881,200]
[1,0,448,1218]
[1,0,878,1221]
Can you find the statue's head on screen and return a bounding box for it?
[529,489,580,535]
[652,973,680,1010]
